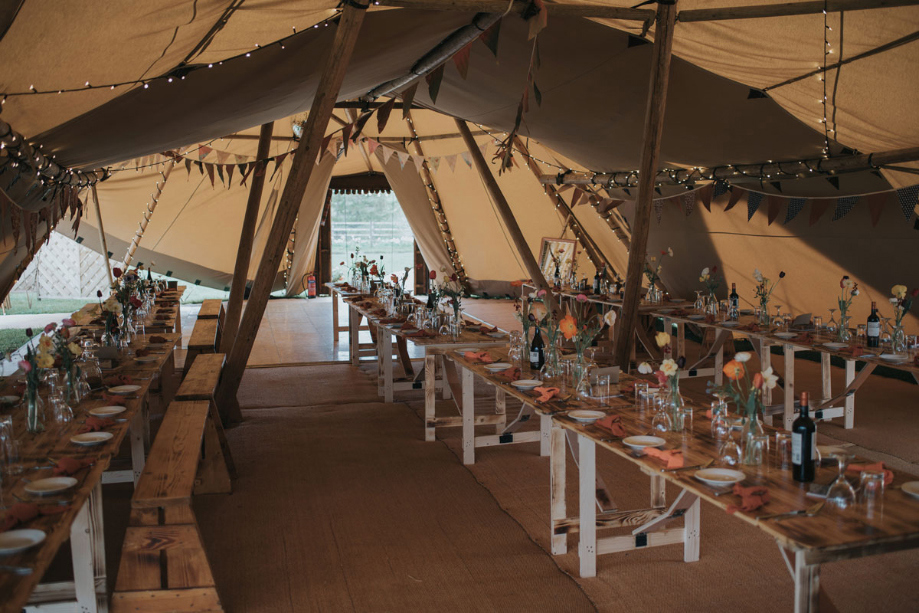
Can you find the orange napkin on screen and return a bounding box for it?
[643,447,684,469]
[790,333,812,344]
[739,323,762,332]
[533,387,560,403]
[1,502,68,532]
[670,309,690,317]
[727,484,770,515]
[596,415,625,437]
[101,393,127,406]
[149,335,167,344]
[498,367,521,381]
[404,329,436,338]
[103,374,133,387]
[53,457,95,476]
[379,318,405,325]
[477,325,498,334]
[78,416,114,433]
[463,351,495,364]
[134,348,151,357]
[847,461,894,486]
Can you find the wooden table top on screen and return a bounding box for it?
[448,347,919,555]
[0,332,180,612]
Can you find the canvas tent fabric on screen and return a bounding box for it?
[0,2,918,330]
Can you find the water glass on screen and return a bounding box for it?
[593,374,611,406]
[651,407,672,433]
[859,470,886,517]
[813,316,823,329]
[826,453,857,510]
[775,433,792,469]
[50,397,73,434]
[3,437,22,476]
[856,324,867,346]
[634,382,649,405]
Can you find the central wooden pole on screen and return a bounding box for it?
[455,118,559,315]
[614,0,678,369]
[91,185,114,286]
[122,160,176,270]
[221,122,274,355]
[216,3,368,416]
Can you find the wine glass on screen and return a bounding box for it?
[651,405,672,433]
[774,305,783,326]
[826,453,857,510]
[827,308,838,332]
[880,317,893,347]
[50,397,73,435]
[694,291,704,312]
[719,430,743,467]
[711,399,730,440]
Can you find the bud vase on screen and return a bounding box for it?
[26,385,44,434]
[892,323,907,354]
[667,379,685,432]
[741,412,765,466]
[836,313,852,343]
[758,300,771,326]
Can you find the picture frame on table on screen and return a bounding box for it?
[538,237,577,282]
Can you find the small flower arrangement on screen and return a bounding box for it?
[836,276,859,340]
[515,292,536,340]
[644,248,672,288]
[19,328,50,433]
[437,270,464,318]
[710,352,777,434]
[699,265,720,297]
[560,294,605,359]
[753,268,785,322]
[890,284,917,328]
[638,332,687,430]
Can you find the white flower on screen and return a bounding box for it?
[528,292,537,300]
[761,366,778,390]
[660,359,678,377]
[667,248,673,257]
[734,352,752,363]
[890,297,900,305]
[843,278,854,289]
[701,267,710,276]
[603,310,617,327]
[753,269,764,283]
[638,362,653,374]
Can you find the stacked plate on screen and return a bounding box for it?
[511,379,542,390]
[484,362,512,371]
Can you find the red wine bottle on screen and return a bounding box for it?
[867,301,880,348]
[530,326,545,371]
[792,391,816,482]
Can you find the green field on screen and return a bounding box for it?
[4,294,88,315]
[0,329,30,355]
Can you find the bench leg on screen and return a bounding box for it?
[70,481,106,613]
[130,407,146,486]
[194,403,233,495]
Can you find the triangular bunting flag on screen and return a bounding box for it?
[197,146,212,161]
[429,157,441,174]
[770,181,783,193]
[460,151,473,168]
[895,185,919,221]
[766,195,783,225]
[453,43,471,79]
[401,83,418,120]
[832,196,860,221]
[653,198,663,224]
[425,63,446,104]
[570,189,584,207]
[746,191,763,220]
[341,124,352,155]
[226,164,234,185]
[194,160,204,175]
[445,154,457,172]
[712,181,728,199]
[479,142,488,159]
[351,112,372,141]
[235,154,247,165]
[205,163,215,187]
[254,160,266,178]
[184,158,192,176]
[699,183,714,212]
[783,198,807,224]
[412,155,425,174]
[724,187,743,212]
[321,134,332,156]
[270,153,288,181]
[809,199,831,225]
[827,176,840,190]
[367,139,380,156]
[680,191,695,216]
[215,150,230,164]
[237,163,247,182]
[480,21,501,57]
[376,98,396,133]
[866,192,889,227]
[380,146,395,164]
[396,150,410,169]
[527,0,548,40]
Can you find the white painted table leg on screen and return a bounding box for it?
[677,321,686,359]
[495,387,506,434]
[71,481,106,613]
[440,355,452,400]
[376,326,384,397]
[349,308,360,367]
[332,292,339,342]
[714,333,725,386]
[539,414,551,457]
[424,353,436,442]
[650,473,666,508]
[794,550,820,613]
[821,352,831,403]
[462,367,475,465]
[784,343,795,431]
[381,328,393,403]
[844,359,855,429]
[129,408,146,486]
[550,424,567,555]
[683,495,701,562]
[578,434,597,577]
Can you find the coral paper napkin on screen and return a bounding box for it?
[847,461,894,486]
[78,416,114,434]
[533,387,560,403]
[643,447,684,469]
[727,485,770,514]
[53,457,95,476]
[1,502,69,532]
[463,351,494,363]
[596,415,625,437]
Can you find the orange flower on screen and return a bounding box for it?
[510,280,523,287]
[559,314,578,340]
[752,372,764,389]
[723,360,745,381]
[369,264,379,276]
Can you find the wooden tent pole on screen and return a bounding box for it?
[90,184,113,286]
[216,1,368,418]
[221,122,274,354]
[455,118,559,314]
[614,0,677,369]
[121,159,175,270]
[678,0,919,22]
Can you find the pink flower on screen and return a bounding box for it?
[912,288,919,298]
[654,370,668,385]
[576,294,588,303]
[62,318,75,327]
[19,360,31,373]
[537,289,547,298]
[44,322,57,333]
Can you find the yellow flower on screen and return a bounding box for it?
[68,342,82,357]
[655,331,670,348]
[36,352,54,369]
[660,359,678,377]
[38,334,53,349]
[892,284,907,299]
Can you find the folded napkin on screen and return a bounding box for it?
[533,387,560,403]
[379,318,405,325]
[101,393,128,406]
[1,502,69,532]
[404,329,436,338]
[790,333,812,344]
[497,367,521,382]
[463,351,495,364]
[135,348,151,357]
[371,309,388,317]
[847,461,894,486]
[739,323,762,332]
[103,374,133,387]
[78,416,114,433]
[727,484,770,515]
[669,309,690,317]
[596,415,625,437]
[477,324,498,334]
[643,447,684,469]
[149,335,167,344]
[53,457,95,476]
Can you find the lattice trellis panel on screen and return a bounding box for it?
[12,232,114,298]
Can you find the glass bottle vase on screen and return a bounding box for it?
[836,313,852,343]
[540,341,561,380]
[26,385,44,434]
[758,300,771,326]
[741,412,765,466]
[667,379,685,432]
[891,323,907,354]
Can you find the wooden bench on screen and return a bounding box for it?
[112,401,224,612]
[183,318,218,376]
[175,352,236,490]
[197,299,222,319]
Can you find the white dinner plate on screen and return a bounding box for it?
[511,379,542,389]
[622,435,666,451]
[487,332,506,338]
[694,468,745,487]
[823,342,848,350]
[71,432,114,446]
[901,481,919,500]
[24,477,78,496]
[107,385,141,395]
[774,332,797,339]
[484,362,512,371]
[0,529,46,555]
[816,445,850,458]
[721,322,740,328]
[739,309,754,315]
[135,355,158,363]
[455,348,479,355]
[0,395,20,405]
[688,315,705,320]
[568,409,605,423]
[879,353,908,362]
[89,406,126,417]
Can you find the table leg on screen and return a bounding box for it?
[844,359,855,429]
[495,387,506,434]
[650,473,666,508]
[71,481,106,613]
[578,434,597,578]
[424,354,436,442]
[784,343,795,431]
[349,307,360,367]
[376,325,384,397]
[759,339,772,420]
[683,495,701,562]
[677,321,686,359]
[794,550,821,613]
[462,367,475,465]
[714,333,725,386]
[821,352,832,403]
[440,355,451,400]
[382,328,393,403]
[539,414,551,457]
[550,423,567,555]
[129,407,146,486]
[332,292,340,342]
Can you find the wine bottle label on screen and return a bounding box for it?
[867,321,880,336]
[530,351,539,363]
[792,432,802,465]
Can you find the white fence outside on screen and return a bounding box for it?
[12,232,116,299]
